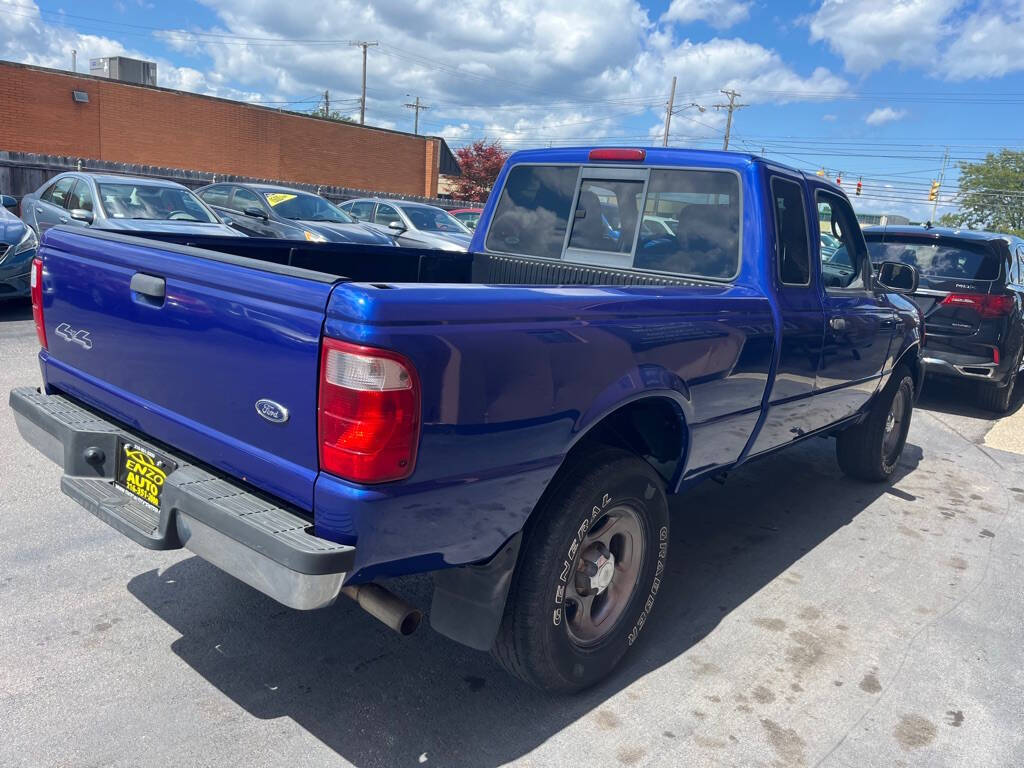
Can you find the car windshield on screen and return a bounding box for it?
[98,183,217,223]
[400,204,469,233]
[261,191,354,223]
[866,237,1001,281]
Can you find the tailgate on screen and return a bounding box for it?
[38,228,338,510]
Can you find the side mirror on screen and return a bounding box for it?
[876,261,919,294]
[243,206,269,220]
[0,194,16,210]
[387,220,406,232]
[69,208,95,224]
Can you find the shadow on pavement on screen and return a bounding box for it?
[127,436,922,768]
[918,375,1024,420]
[0,300,31,322]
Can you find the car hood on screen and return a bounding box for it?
[412,230,473,250]
[99,220,245,237]
[0,210,29,245]
[297,220,396,245]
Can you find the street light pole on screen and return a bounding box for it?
[662,76,677,148]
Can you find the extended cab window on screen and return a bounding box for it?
[634,169,740,280]
[771,177,810,285]
[817,192,867,290]
[485,165,578,259]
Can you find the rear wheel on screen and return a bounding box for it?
[492,448,670,692]
[978,370,1018,414]
[836,366,915,482]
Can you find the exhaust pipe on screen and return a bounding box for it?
[342,583,422,636]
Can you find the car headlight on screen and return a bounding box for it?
[12,226,37,256]
[303,230,328,243]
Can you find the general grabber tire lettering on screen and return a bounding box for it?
[836,364,914,482]
[492,447,670,692]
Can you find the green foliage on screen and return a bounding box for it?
[313,106,356,123]
[943,149,1024,236]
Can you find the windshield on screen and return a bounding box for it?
[261,191,354,223]
[400,204,469,233]
[866,237,1001,281]
[98,183,217,222]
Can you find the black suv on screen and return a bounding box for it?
[864,225,1024,412]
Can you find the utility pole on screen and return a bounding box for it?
[71,49,77,73]
[714,89,748,151]
[350,41,378,125]
[404,95,430,134]
[662,76,677,148]
[931,146,950,222]
[323,90,330,117]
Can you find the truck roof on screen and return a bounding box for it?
[502,146,843,193]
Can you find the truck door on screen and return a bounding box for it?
[813,188,896,418]
[749,173,826,454]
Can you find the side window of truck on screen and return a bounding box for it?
[816,191,867,290]
[770,177,810,285]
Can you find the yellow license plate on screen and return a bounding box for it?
[114,440,176,509]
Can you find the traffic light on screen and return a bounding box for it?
[856,178,862,196]
[816,168,826,177]
[835,174,842,185]
[928,180,940,201]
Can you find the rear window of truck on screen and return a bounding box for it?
[866,237,1001,281]
[485,164,740,280]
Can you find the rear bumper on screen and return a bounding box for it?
[9,386,355,610]
[923,356,1001,381]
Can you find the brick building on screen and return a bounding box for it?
[0,60,458,198]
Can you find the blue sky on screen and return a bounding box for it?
[3,0,1023,220]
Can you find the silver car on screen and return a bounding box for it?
[21,173,242,237]
[339,198,472,251]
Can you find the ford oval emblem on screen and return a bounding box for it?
[255,399,289,424]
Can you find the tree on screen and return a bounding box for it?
[939,149,1024,236]
[313,106,356,123]
[449,140,509,202]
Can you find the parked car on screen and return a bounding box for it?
[449,207,484,230]
[196,183,395,246]
[339,198,472,251]
[0,194,37,300]
[10,147,922,693]
[21,173,242,237]
[864,225,1023,412]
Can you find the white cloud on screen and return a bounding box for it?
[822,113,837,121]
[865,106,907,125]
[0,0,849,150]
[662,0,752,29]
[808,0,1024,81]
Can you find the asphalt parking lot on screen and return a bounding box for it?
[1,299,1022,768]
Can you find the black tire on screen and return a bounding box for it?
[492,447,670,693]
[978,371,1017,414]
[836,365,915,482]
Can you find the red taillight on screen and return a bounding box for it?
[318,338,420,484]
[993,347,1000,365]
[589,148,646,162]
[939,293,1015,318]
[30,257,46,349]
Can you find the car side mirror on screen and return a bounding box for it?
[69,208,94,224]
[0,194,16,210]
[876,261,919,294]
[243,206,269,220]
[387,220,406,232]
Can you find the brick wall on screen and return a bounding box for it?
[0,61,436,197]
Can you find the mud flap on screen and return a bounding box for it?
[430,532,523,651]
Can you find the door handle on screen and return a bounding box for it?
[59,217,68,224]
[830,317,847,332]
[130,273,166,305]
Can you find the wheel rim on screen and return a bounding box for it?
[882,385,907,463]
[564,504,645,647]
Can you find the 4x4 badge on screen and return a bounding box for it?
[54,323,92,350]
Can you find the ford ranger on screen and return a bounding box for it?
[9,147,923,692]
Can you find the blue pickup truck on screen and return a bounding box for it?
[10,147,923,692]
